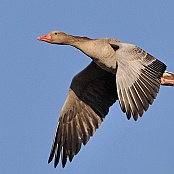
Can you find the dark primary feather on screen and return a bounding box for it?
[48,61,117,167]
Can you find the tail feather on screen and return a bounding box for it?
[160,71,174,86]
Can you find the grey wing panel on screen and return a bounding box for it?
[110,42,166,120]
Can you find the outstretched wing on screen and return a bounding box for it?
[48,61,117,168]
[110,42,166,121]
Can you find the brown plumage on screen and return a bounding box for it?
[37,31,174,168]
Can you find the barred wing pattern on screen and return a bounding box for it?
[48,62,117,167]
[110,42,166,120]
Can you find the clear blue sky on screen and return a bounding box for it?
[1,1,174,174]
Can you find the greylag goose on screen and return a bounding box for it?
[37,31,174,168]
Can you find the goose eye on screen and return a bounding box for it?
[55,32,58,35]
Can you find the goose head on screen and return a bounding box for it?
[37,31,69,44]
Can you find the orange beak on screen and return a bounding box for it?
[37,33,51,42]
